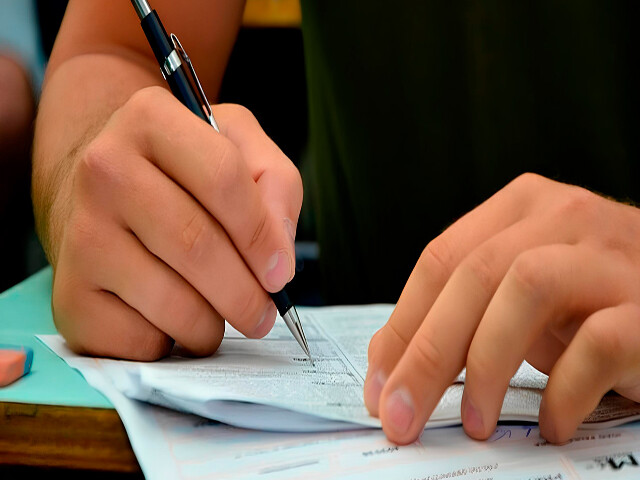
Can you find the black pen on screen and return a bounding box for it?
[130,0,312,362]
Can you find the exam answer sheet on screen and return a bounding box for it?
[41,304,640,479]
[42,305,640,432]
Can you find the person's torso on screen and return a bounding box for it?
[300,0,639,304]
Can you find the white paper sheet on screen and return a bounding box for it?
[41,305,640,432]
[35,334,640,479]
[38,304,640,479]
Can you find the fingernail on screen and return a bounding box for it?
[254,302,277,337]
[364,370,387,415]
[462,395,484,437]
[385,388,414,436]
[265,250,293,291]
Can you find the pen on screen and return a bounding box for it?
[130,0,312,362]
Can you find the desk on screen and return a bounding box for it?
[0,268,140,474]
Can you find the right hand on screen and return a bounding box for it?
[49,86,302,360]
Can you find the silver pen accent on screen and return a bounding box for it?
[271,290,313,363]
[131,0,151,19]
[282,307,311,359]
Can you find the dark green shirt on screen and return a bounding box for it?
[300,0,639,304]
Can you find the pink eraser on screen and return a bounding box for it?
[0,345,33,387]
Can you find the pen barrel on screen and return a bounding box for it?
[140,10,209,123]
[270,290,293,317]
[166,70,209,123]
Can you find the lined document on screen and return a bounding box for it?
[39,305,640,479]
[41,304,640,432]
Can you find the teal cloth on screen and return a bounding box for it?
[0,267,112,408]
[300,1,639,304]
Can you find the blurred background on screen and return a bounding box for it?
[0,0,320,303]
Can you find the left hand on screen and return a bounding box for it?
[363,173,640,445]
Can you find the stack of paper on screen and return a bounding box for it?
[41,304,640,433]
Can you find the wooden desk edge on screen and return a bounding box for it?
[0,401,141,473]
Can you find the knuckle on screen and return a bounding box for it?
[458,249,498,296]
[508,250,552,301]
[181,208,217,270]
[553,187,598,222]
[580,315,623,365]
[123,86,166,123]
[465,348,497,383]
[208,140,241,195]
[409,333,447,377]
[232,103,254,119]
[418,237,456,285]
[225,103,258,125]
[498,173,549,215]
[77,139,121,190]
[509,172,544,192]
[387,321,412,349]
[247,208,271,252]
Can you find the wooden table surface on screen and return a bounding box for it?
[0,401,141,474]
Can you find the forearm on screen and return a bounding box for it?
[32,51,161,265]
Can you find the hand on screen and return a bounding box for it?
[363,173,640,445]
[49,86,302,360]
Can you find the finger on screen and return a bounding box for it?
[539,303,640,444]
[366,210,562,418]
[364,177,541,413]
[215,103,303,226]
[216,104,303,279]
[367,175,609,414]
[377,240,626,445]
[114,88,296,292]
[462,245,630,440]
[52,268,173,361]
[76,144,277,338]
[96,227,226,357]
[374,253,505,443]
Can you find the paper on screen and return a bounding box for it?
[40,304,640,432]
[33,334,640,479]
[42,306,640,480]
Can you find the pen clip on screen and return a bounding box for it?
[170,33,220,132]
